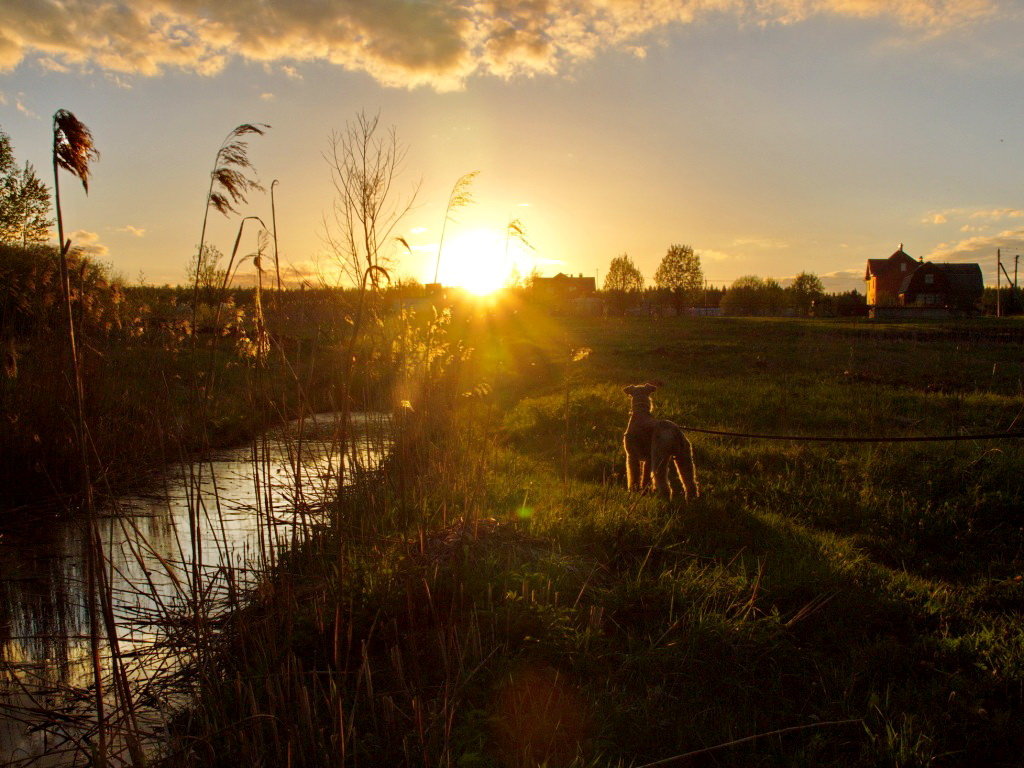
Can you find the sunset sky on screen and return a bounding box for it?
[3,0,1024,291]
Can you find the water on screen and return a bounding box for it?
[0,411,390,766]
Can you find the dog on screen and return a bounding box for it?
[622,382,699,501]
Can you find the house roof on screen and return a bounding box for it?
[898,262,983,297]
[935,263,983,296]
[865,259,889,279]
[865,247,916,279]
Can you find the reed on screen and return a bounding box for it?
[151,313,1024,767]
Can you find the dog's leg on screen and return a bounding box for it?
[673,432,699,500]
[667,455,685,498]
[624,435,642,492]
[650,437,673,500]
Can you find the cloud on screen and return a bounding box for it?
[14,92,37,119]
[115,224,146,237]
[699,249,736,262]
[69,228,109,258]
[0,0,996,90]
[731,237,789,250]
[926,228,1024,279]
[819,267,864,292]
[921,206,1024,231]
[259,92,275,101]
[969,208,1024,221]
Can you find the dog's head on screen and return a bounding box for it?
[623,382,660,413]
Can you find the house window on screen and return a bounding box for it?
[901,263,907,272]
[924,273,934,285]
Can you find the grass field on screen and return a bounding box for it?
[162,310,1024,767]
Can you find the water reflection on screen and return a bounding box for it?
[0,412,389,766]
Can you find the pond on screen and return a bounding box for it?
[0,411,391,767]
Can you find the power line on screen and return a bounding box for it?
[683,425,1024,443]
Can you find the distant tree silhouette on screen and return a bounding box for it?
[789,271,825,316]
[603,253,644,314]
[604,253,644,292]
[654,244,703,314]
[325,113,417,288]
[720,275,787,315]
[0,128,53,246]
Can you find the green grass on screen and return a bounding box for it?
[159,311,1024,767]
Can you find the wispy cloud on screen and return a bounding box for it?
[926,228,1024,278]
[0,0,996,90]
[115,224,146,237]
[700,249,736,262]
[731,237,789,250]
[14,92,37,119]
[969,208,1024,221]
[70,229,109,258]
[820,267,864,291]
[922,206,1024,230]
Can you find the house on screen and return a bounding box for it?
[530,272,598,314]
[865,245,918,307]
[865,246,983,318]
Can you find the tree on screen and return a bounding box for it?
[0,128,54,246]
[603,253,644,292]
[187,243,227,300]
[720,275,787,316]
[654,244,703,314]
[325,112,417,288]
[789,271,825,316]
[603,253,644,315]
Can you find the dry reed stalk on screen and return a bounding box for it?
[191,124,268,310]
[432,170,479,285]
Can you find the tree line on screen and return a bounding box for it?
[0,126,53,247]
[600,247,864,316]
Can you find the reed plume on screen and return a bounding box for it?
[208,123,269,216]
[53,110,99,195]
[432,170,479,285]
[192,123,269,321]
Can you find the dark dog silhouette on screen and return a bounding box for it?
[622,382,699,501]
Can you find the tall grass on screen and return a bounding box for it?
[148,312,1024,767]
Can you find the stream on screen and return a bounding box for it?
[0,411,391,766]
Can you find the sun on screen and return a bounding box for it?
[434,228,521,295]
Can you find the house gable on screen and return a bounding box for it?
[866,246,919,306]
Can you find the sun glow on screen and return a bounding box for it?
[433,228,528,295]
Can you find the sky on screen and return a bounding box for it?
[3,0,1024,292]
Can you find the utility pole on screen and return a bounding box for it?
[997,249,1002,317]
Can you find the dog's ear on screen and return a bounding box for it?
[623,385,636,395]
[645,380,663,389]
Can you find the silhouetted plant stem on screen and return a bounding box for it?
[433,170,479,285]
[52,109,109,768]
[271,179,282,293]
